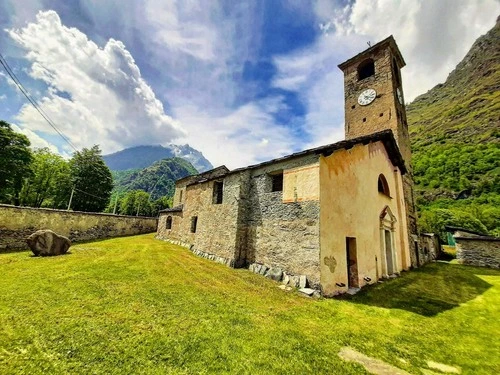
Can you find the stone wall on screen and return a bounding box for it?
[243,155,321,287]
[455,236,500,269]
[157,172,244,266]
[0,204,158,251]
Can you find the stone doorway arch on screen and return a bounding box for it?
[380,206,398,277]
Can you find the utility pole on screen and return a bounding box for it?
[136,201,140,216]
[67,187,75,211]
[113,195,118,214]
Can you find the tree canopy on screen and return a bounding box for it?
[0,121,33,205]
[69,145,113,212]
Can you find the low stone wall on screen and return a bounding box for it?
[0,204,158,251]
[455,236,500,269]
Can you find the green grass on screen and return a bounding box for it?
[1,234,499,374]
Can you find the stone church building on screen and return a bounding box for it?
[157,36,420,296]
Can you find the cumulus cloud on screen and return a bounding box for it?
[8,10,185,154]
[319,0,500,102]
[174,97,295,168]
[272,0,499,149]
[10,123,59,153]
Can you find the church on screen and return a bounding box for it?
[156,36,422,296]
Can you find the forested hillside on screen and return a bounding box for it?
[407,18,500,238]
[112,157,197,200]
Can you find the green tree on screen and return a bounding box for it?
[69,145,113,212]
[0,121,33,205]
[151,196,171,216]
[118,190,155,216]
[419,208,488,242]
[19,148,71,208]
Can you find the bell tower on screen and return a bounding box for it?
[338,36,411,163]
[338,36,419,268]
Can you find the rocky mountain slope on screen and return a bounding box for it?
[406,17,500,237]
[112,157,197,200]
[103,144,213,173]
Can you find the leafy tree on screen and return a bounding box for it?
[151,196,171,216]
[419,208,488,242]
[19,148,71,208]
[69,145,113,212]
[0,121,33,205]
[118,190,153,216]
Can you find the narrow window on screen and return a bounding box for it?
[392,57,401,86]
[213,181,223,204]
[378,174,391,197]
[179,189,183,203]
[271,173,283,192]
[190,216,198,233]
[166,216,172,230]
[357,58,375,80]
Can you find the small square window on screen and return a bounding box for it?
[190,216,198,233]
[166,216,172,229]
[271,173,283,192]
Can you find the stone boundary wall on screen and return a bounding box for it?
[455,236,500,269]
[0,204,158,251]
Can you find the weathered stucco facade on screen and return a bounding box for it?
[157,131,410,294]
[157,36,418,295]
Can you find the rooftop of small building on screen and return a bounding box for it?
[182,129,407,187]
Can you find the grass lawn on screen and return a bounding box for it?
[1,234,499,374]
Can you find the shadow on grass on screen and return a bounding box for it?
[348,262,497,317]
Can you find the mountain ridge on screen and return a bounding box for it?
[406,17,500,237]
[103,144,213,173]
[112,157,198,200]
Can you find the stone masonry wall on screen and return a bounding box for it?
[243,155,321,287]
[456,237,500,269]
[157,173,243,265]
[0,204,158,251]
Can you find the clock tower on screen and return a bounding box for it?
[338,36,420,267]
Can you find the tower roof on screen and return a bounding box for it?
[338,35,406,71]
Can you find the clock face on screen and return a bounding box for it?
[358,88,377,106]
[396,87,403,104]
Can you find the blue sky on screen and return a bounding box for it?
[0,0,498,168]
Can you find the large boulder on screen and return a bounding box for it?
[26,230,71,256]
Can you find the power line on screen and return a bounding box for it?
[0,52,112,202]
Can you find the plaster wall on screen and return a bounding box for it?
[319,141,410,295]
[0,204,157,251]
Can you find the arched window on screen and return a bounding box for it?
[378,174,390,197]
[166,216,172,230]
[357,59,375,80]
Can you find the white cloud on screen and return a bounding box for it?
[174,97,295,168]
[10,123,59,153]
[326,0,500,102]
[0,94,6,100]
[273,0,499,149]
[8,10,185,154]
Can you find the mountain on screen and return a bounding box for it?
[112,157,198,200]
[406,17,500,237]
[103,144,213,173]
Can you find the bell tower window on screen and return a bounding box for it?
[357,59,375,80]
[392,57,401,86]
